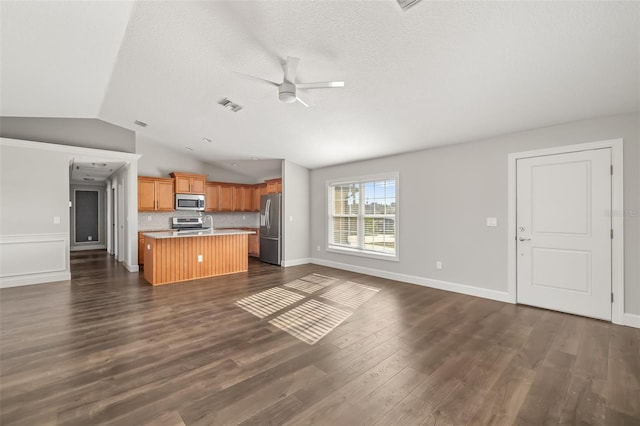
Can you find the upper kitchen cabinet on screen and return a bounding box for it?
[138,177,174,211]
[170,172,206,194]
[219,184,235,211]
[253,184,266,211]
[265,178,282,194]
[205,182,221,212]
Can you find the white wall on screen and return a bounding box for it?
[282,160,311,266]
[0,117,135,153]
[136,135,257,183]
[309,112,640,316]
[0,144,71,286]
[0,138,140,287]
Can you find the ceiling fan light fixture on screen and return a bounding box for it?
[279,92,297,103]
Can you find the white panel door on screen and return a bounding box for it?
[516,148,611,320]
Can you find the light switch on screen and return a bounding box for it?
[486,217,498,227]
[53,216,61,224]
[289,216,293,222]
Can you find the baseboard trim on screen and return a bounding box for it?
[70,245,107,251]
[0,272,71,288]
[310,258,512,303]
[124,261,139,273]
[282,258,311,267]
[623,313,640,329]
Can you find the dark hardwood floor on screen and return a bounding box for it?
[1,250,638,425]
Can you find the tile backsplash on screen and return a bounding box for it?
[138,211,260,231]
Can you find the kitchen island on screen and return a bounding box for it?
[142,229,255,286]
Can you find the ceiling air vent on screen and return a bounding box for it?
[218,98,243,112]
[134,120,148,127]
[397,0,422,11]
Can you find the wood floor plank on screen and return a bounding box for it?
[0,251,637,426]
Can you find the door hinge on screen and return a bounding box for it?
[611,229,614,239]
[610,165,613,175]
[611,292,614,303]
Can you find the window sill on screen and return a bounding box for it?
[327,245,399,262]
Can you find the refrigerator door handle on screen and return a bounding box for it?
[266,198,271,232]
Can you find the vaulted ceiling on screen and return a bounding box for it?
[2,1,639,171]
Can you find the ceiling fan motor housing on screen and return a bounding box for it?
[279,81,297,103]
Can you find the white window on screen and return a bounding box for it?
[327,173,398,261]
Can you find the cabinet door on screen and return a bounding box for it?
[174,176,191,193]
[266,182,277,194]
[276,180,282,193]
[232,186,244,211]
[245,187,255,211]
[219,186,234,211]
[156,180,175,211]
[248,231,259,256]
[138,233,145,265]
[205,184,220,211]
[191,177,206,194]
[252,186,261,212]
[138,179,156,211]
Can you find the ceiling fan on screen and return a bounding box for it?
[238,56,344,107]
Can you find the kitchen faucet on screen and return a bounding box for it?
[204,215,214,230]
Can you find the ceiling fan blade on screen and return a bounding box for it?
[284,56,299,83]
[234,72,280,87]
[295,95,310,107]
[296,81,345,89]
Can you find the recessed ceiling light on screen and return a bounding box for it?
[91,162,108,167]
[230,162,238,167]
[83,177,95,181]
[202,138,212,143]
[134,120,148,127]
[186,147,194,151]
[251,156,258,160]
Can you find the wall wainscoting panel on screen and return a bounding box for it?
[0,233,70,288]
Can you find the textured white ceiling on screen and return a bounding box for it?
[2,1,639,172]
[0,1,133,118]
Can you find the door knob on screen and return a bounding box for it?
[519,237,531,241]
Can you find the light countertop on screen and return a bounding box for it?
[142,229,255,239]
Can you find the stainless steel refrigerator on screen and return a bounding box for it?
[259,193,281,265]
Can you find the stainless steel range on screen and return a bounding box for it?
[171,217,208,231]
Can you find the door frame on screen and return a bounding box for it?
[507,139,624,325]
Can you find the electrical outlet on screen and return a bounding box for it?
[53,216,61,224]
[290,216,293,222]
[317,245,321,252]
[197,254,203,262]
[436,261,442,270]
[88,236,92,241]
[486,217,498,227]
[147,216,152,222]
[242,215,246,220]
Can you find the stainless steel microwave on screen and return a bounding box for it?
[175,193,205,211]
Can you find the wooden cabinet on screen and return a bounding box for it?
[205,183,221,212]
[138,232,145,265]
[138,230,170,265]
[265,178,282,194]
[253,185,265,212]
[138,177,174,211]
[219,185,234,211]
[248,228,260,257]
[232,186,244,211]
[170,172,206,194]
